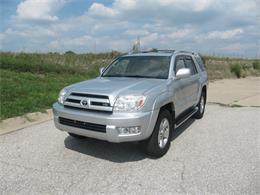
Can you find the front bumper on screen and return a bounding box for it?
[52,102,159,143]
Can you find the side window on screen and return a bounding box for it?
[195,55,206,71]
[174,56,185,74]
[184,56,197,75]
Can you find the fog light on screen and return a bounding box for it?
[116,126,141,135]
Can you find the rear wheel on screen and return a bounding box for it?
[142,109,173,158]
[194,91,206,119]
[68,133,86,139]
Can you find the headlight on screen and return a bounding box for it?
[58,88,68,104]
[114,95,146,112]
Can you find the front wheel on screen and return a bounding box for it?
[194,91,206,119]
[142,109,173,158]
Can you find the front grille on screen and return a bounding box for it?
[59,117,106,133]
[91,102,110,106]
[63,92,112,112]
[66,98,80,103]
[70,93,108,99]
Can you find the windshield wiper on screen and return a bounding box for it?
[124,75,155,78]
[102,74,124,77]
[103,74,165,79]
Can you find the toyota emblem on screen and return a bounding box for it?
[80,98,89,107]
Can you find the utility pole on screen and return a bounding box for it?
[132,36,141,53]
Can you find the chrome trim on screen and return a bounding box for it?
[64,92,112,112]
[89,98,110,103]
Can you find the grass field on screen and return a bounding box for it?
[203,56,260,80]
[0,52,259,120]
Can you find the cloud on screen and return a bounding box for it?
[113,0,138,10]
[48,35,130,52]
[0,33,5,41]
[220,43,257,52]
[220,43,243,51]
[142,33,159,45]
[4,26,57,40]
[1,0,259,57]
[16,0,64,21]
[207,28,244,39]
[88,3,118,18]
[65,35,93,46]
[125,29,149,36]
[168,28,195,39]
[158,0,212,11]
[48,40,60,49]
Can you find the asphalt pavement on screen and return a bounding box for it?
[0,104,259,194]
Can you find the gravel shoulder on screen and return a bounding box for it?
[0,104,259,194]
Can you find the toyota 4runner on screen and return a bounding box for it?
[53,50,208,157]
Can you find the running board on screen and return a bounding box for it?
[175,107,198,128]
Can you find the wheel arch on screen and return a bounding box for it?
[160,102,175,120]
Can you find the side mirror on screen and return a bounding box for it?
[99,67,105,75]
[176,68,190,79]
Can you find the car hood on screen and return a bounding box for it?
[67,77,166,101]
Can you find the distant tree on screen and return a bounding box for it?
[48,52,60,55]
[150,48,158,52]
[110,51,121,58]
[65,51,75,55]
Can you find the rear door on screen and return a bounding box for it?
[183,55,200,108]
[172,55,189,116]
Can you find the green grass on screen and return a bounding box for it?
[205,57,260,80]
[0,52,121,120]
[230,64,242,78]
[0,69,94,120]
[0,52,119,74]
[0,52,259,120]
[252,61,260,70]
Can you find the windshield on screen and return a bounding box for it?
[102,56,171,79]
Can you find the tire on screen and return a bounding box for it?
[68,133,86,139]
[142,109,173,158]
[194,90,206,119]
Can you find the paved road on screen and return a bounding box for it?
[0,105,259,194]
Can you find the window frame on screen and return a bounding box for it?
[174,55,185,75]
[174,54,198,77]
[194,54,206,72]
[184,55,198,76]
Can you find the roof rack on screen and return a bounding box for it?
[175,50,195,54]
[129,50,196,55]
[156,49,175,53]
[135,49,175,54]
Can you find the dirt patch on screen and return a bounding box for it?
[208,77,260,107]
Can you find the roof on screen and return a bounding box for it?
[124,52,173,57]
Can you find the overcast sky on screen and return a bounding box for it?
[1,0,260,58]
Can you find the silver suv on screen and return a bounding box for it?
[53,50,208,157]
